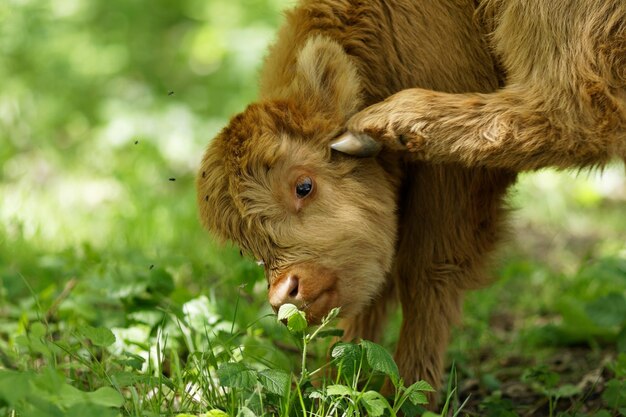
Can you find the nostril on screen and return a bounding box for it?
[269,273,302,309]
[287,274,299,299]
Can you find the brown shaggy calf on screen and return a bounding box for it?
[196,0,624,402]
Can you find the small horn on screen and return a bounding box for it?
[330,132,382,157]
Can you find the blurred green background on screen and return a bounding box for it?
[0,0,295,330]
[1,0,287,251]
[0,0,625,415]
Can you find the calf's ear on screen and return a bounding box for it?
[290,35,362,121]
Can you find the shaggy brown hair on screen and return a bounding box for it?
[197,0,522,404]
[344,0,626,170]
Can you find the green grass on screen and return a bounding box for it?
[1,0,625,415]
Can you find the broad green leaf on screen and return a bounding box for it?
[258,369,290,396]
[405,380,435,408]
[238,406,256,417]
[277,304,299,321]
[287,311,307,333]
[29,322,47,338]
[24,323,51,356]
[331,342,362,379]
[331,342,360,360]
[585,293,626,328]
[315,328,344,339]
[217,362,257,390]
[555,296,610,339]
[407,380,435,392]
[205,410,229,417]
[85,387,124,407]
[56,384,123,408]
[80,325,116,347]
[361,340,399,378]
[308,390,324,399]
[326,384,354,396]
[400,400,424,417]
[407,391,428,406]
[603,379,626,408]
[111,371,139,388]
[34,367,65,395]
[0,370,33,405]
[361,390,389,417]
[577,257,626,285]
[14,335,30,349]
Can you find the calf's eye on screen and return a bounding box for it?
[295,176,313,198]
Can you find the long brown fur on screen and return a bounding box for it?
[197,0,518,405]
[347,0,626,170]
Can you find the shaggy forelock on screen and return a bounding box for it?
[197,99,341,264]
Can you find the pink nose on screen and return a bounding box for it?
[268,274,300,310]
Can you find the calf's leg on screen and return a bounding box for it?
[392,164,514,406]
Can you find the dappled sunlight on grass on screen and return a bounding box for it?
[508,166,626,273]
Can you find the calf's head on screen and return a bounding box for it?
[197,37,400,323]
